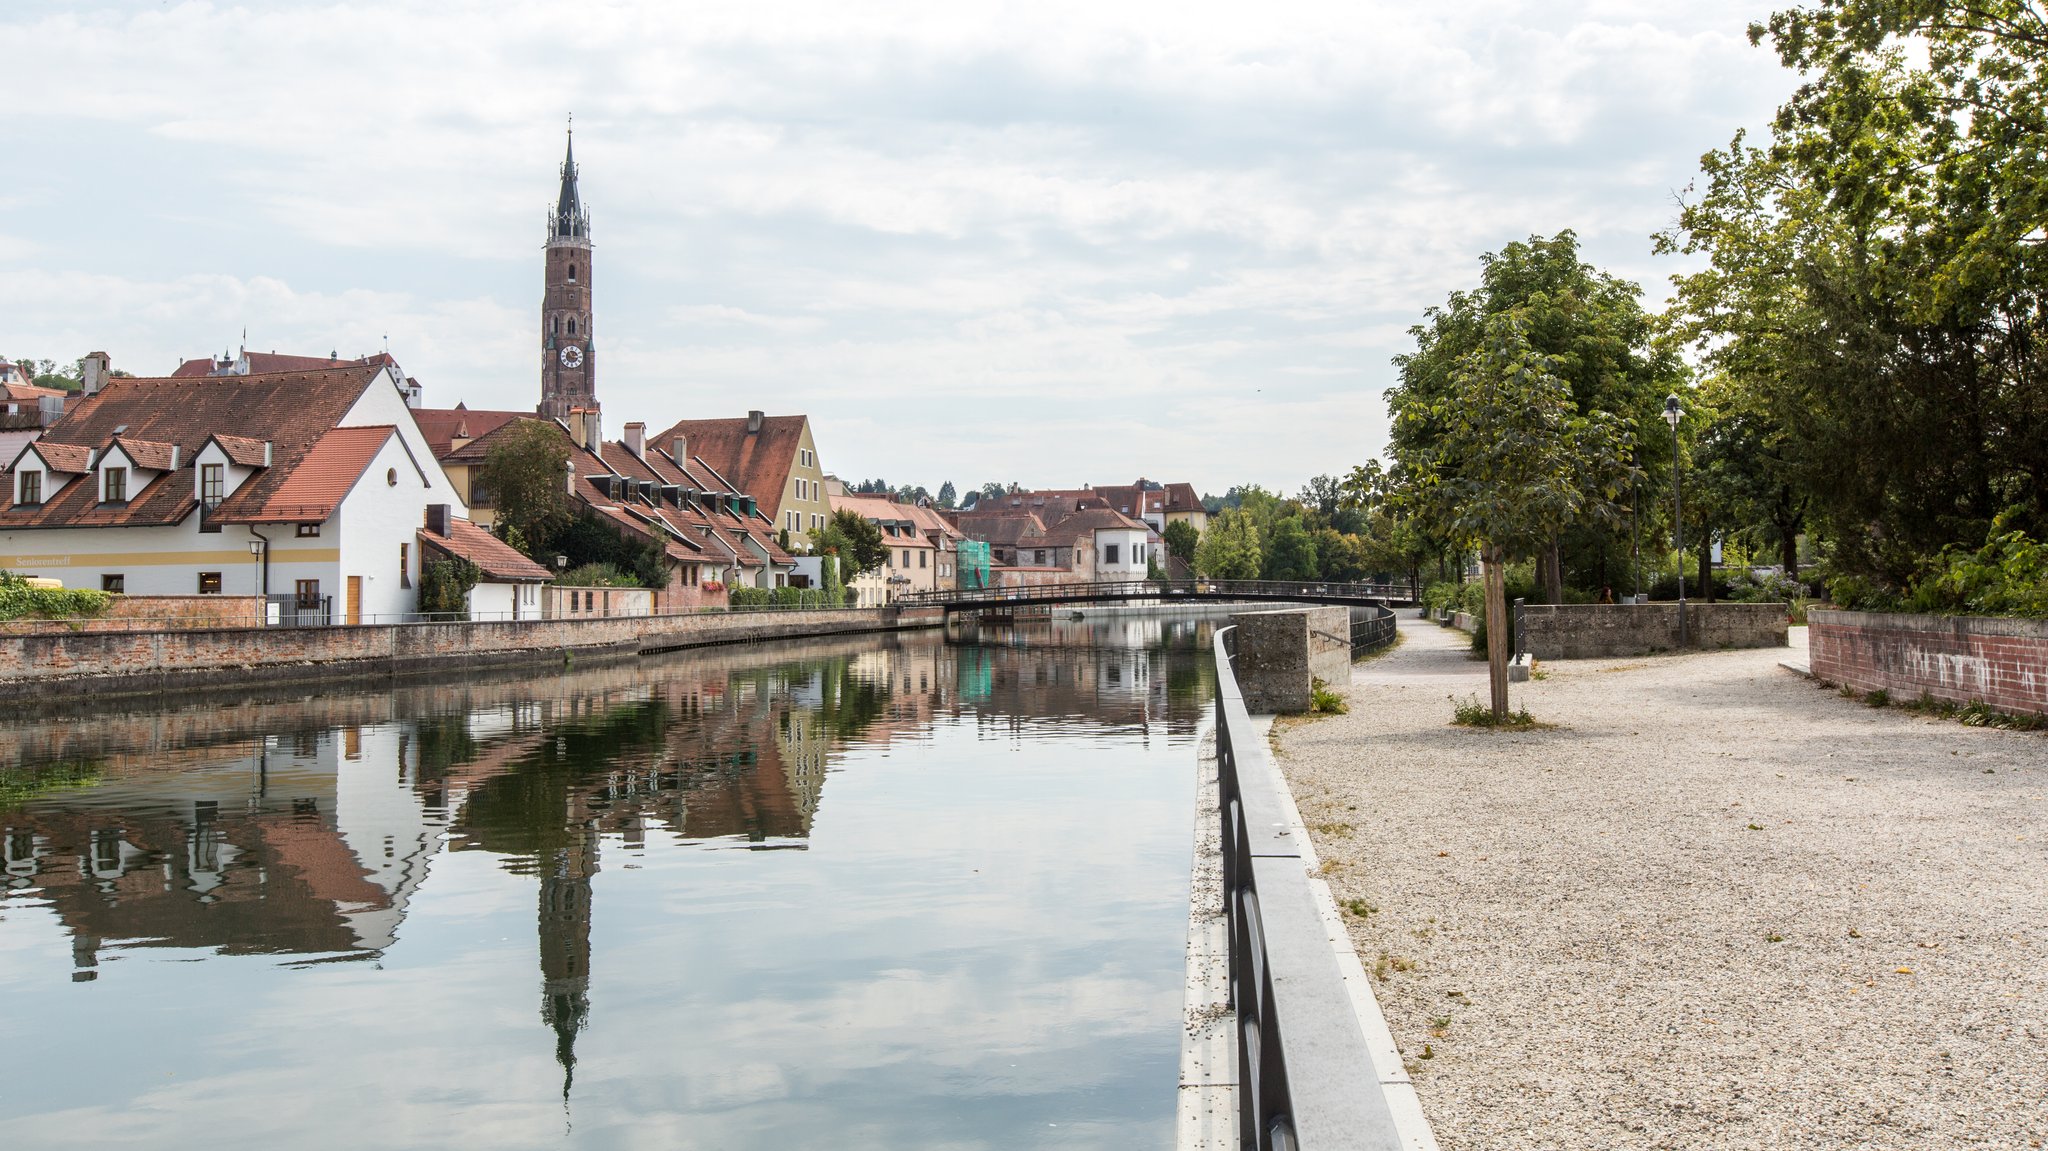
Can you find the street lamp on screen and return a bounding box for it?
[1663,393,1686,645]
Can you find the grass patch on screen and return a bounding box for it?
[1310,821,1354,837]
[1864,688,1890,708]
[1897,693,2046,731]
[1341,897,1377,920]
[1309,677,1348,714]
[1449,694,1543,729]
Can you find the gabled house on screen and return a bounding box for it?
[830,493,967,606]
[0,362,471,623]
[649,410,830,552]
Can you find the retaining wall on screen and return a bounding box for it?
[1519,602,1787,659]
[1808,610,2048,717]
[0,595,267,635]
[1229,606,1350,713]
[0,607,944,704]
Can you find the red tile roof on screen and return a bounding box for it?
[213,425,397,524]
[0,364,390,530]
[208,434,271,467]
[648,414,810,512]
[111,437,178,472]
[26,441,91,473]
[171,351,398,378]
[411,406,533,458]
[2,381,70,403]
[421,517,552,582]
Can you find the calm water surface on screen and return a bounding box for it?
[0,618,1216,1150]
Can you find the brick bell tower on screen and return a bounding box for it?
[539,125,595,422]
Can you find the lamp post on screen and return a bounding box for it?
[1663,393,1686,645]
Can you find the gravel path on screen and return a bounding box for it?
[1272,616,2047,1150]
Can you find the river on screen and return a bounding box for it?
[0,616,1217,1150]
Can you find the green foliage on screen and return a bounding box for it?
[1449,694,1538,729]
[556,562,643,588]
[813,508,889,578]
[1905,516,2048,617]
[1309,678,1349,714]
[1263,515,1320,580]
[0,571,112,622]
[1196,507,1263,579]
[0,758,103,812]
[1162,519,1200,567]
[479,420,573,552]
[538,509,666,589]
[728,586,841,609]
[416,557,481,618]
[936,481,957,509]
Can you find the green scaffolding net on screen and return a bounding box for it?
[956,539,992,590]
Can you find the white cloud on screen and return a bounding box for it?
[0,0,1799,494]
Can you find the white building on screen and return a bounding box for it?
[0,361,528,624]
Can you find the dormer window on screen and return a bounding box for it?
[200,464,224,507]
[16,471,40,506]
[102,466,127,504]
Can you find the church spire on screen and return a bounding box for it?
[554,121,588,240]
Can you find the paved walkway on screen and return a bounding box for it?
[1275,618,2047,1150]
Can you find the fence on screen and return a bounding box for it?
[1214,624,1404,1150]
[899,577,1419,610]
[1348,605,1397,656]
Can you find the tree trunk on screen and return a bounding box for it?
[1536,539,1561,604]
[1698,536,1714,603]
[1780,524,1799,579]
[1483,545,1510,720]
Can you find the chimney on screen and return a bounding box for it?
[582,409,602,458]
[671,434,686,463]
[425,504,450,537]
[81,351,111,396]
[746,410,764,434]
[624,421,645,459]
[565,458,577,497]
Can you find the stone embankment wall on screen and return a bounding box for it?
[1809,610,2048,717]
[1518,603,1787,659]
[1230,606,1351,713]
[0,607,944,703]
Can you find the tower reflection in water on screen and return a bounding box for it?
[0,619,1214,1103]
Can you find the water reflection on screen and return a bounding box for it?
[0,619,1214,1149]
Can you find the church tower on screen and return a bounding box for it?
[540,127,595,422]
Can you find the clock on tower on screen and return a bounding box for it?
[539,125,596,421]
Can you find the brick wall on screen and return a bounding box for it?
[1518,602,1787,659]
[0,607,942,703]
[1808,610,2048,717]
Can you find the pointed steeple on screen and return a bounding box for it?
[554,121,589,240]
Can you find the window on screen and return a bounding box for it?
[101,574,124,593]
[385,467,398,487]
[568,262,577,282]
[295,580,321,609]
[16,470,40,506]
[297,523,320,537]
[197,572,222,595]
[1104,543,1120,564]
[568,318,577,335]
[200,463,224,506]
[102,467,127,504]
[1034,549,1046,565]
[885,550,893,567]
[551,315,559,335]
[900,549,910,567]
[918,551,927,568]
[399,543,411,588]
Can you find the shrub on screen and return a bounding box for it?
[1905,517,2048,618]
[556,562,643,588]
[1309,677,1348,714]
[728,586,841,610]
[0,572,112,622]
[417,557,481,619]
[1449,694,1538,728]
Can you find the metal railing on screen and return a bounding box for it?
[1349,605,1397,655]
[897,577,1419,611]
[1214,625,1404,1150]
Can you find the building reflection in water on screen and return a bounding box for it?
[0,617,1214,1100]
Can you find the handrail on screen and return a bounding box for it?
[897,577,1419,610]
[1213,624,1404,1150]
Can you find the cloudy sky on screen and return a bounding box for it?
[0,1,1800,498]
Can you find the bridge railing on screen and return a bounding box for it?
[1214,625,1404,1149]
[895,577,1417,609]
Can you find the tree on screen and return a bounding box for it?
[936,481,957,509]
[1394,312,1629,718]
[1658,2,2048,592]
[1298,474,1344,517]
[1262,515,1320,580]
[417,557,482,618]
[814,508,889,578]
[1195,508,1263,580]
[1162,520,1200,568]
[1389,232,1681,602]
[479,420,572,556]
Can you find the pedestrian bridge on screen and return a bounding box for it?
[894,577,1420,614]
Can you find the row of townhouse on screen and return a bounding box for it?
[827,492,966,607]
[0,361,550,622]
